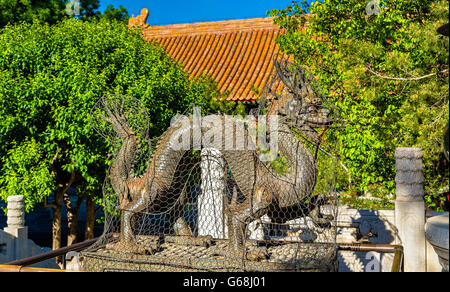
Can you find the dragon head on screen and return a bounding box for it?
[263,56,337,145]
[274,58,333,129]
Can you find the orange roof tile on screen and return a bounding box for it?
[130,9,299,101]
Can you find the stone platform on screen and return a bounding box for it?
[81,236,338,272]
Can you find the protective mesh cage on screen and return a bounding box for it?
[82,56,341,272]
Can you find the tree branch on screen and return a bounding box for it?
[51,148,60,166]
[365,65,448,81]
[63,192,74,213]
[431,101,449,126]
[43,197,56,209]
[62,170,76,195]
[50,147,60,184]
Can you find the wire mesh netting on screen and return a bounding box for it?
[82,55,342,272]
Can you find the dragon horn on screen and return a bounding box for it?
[275,58,293,89]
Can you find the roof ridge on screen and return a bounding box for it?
[143,17,282,38]
[150,16,275,26]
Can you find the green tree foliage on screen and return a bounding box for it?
[0,138,54,213]
[189,75,247,116]
[100,4,129,23]
[0,18,220,247]
[0,0,67,27]
[269,0,449,209]
[77,0,100,18]
[77,0,130,22]
[0,1,130,27]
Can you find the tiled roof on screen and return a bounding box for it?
[130,9,291,101]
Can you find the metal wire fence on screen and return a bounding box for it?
[83,56,341,272]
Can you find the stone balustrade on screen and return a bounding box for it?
[0,195,58,268]
[394,147,427,272]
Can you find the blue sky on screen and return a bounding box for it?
[98,0,296,26]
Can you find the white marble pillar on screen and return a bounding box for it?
[4,195,28,260]
[394,147,426,272]
[199,148,227,238]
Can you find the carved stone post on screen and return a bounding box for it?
[199,148,227,238]
[4,195,28,260]
[394,147,426,272]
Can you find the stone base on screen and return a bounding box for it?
[81,237,338,272]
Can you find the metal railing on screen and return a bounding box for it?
[0,237,99,272]
[0,237,403,272]
[0,265,66,272]
[338,243,404,272]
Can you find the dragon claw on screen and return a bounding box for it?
[211,245,269,262]
[246,247,269,261]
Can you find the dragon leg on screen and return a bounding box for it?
[120,210,139,242]
[165,197,192,236]
[224,186,273,260]
[120,191,146,242]
[164,188,213,247]
[307,194,334,228]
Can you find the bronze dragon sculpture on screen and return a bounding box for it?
[92,58,336,259]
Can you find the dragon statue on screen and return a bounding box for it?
[92,57,336,260]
